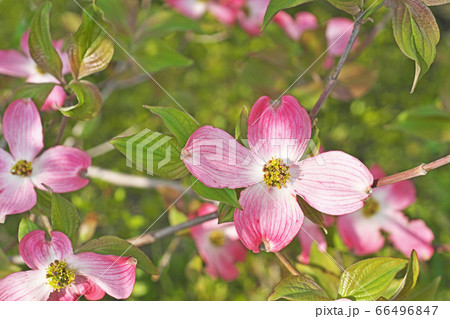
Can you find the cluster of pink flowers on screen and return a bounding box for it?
[0,31,70,111]
[0,230,136,300]
[0,99,91,223]
[190,203,246,281]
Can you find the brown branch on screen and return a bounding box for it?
[274,251,301,276]
[54,116,68,145]
[373,155,450,188]
[310,12,364,120]
[129,211,218,247]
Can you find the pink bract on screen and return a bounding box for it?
[0,30,70,111]
[337,165,434,260]
[0,230,136,301]
[237,0,270,36]
[182,95,373,253]
[190,203,246,281]
[0,99,91,223]
[274,11,318,41]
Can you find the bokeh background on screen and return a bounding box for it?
[0,0,449,300]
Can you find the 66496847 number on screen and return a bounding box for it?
[375,306,438,316]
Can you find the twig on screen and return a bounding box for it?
[274,251,301,276]
[86,166,189,193]
[129,211,218,247]
[373,155,450,188]
[310,12,364,120]
[86,127,137,158]
[55,116,68,145]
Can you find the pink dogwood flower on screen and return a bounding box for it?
[297,215,334,264]
[182,95,373,253]
[190,203,246,281]
[0,230,136,300]
[323,17,359,69]
[237,0,270,36]
[0,30,70,111]
[273,11,318,41]
[0,99,91,223]
[167,0,244,25]
[337,165,434,260]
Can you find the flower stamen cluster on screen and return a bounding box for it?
[10,160,33,177]
[263,157,291,189]
[209,230,226,247]
[362,197,380,218]
[46,260,75,291]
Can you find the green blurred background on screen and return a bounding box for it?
[0,0,448,300]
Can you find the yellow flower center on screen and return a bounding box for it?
[10,160,33,177]
[362,197,380,218]
[263,157,291,189]
[209,230,226,247]
[46,260,76,291]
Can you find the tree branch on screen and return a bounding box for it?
[274,251,301,276]
[129,211,218,247]
[310,12,364,120]
[373,155,450,188]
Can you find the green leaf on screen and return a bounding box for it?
[421,0,450,5]
[51,193,81,247]
[28,1,63,82]
[111,131,189,179]
[235,105,249,144]
[59,80,103,121]
[297,196,327,231]
[68,4,114,80]
[135,38,192,73]
[262,0,312,31]
[308,244,342,277]
[406,276,441,301]
[18,215,40,242]
[146,106,199,146]
[190,176,241,209]
[217,203,234,224]
[297,262,340,299]
[77,236,159,275]
[326,0,362,15]
[13,83,56,109]
[389,0,440,92]
[268,275,331,301]
[391,250,419,300]
[168,207,188,226]
[338,257,408,300]
[29,189,52,217]
[389,106,450,142]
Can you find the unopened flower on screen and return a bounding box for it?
[0,230,136,300]
[182,95,373,253]
[167,0,244,25]
[323,18,359,69]
[0,99,91,223]
[273,11,318,41]
[190,203,246,281]
[0,30,70,111]
[337,165,434,260]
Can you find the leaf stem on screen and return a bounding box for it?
[310,11,364,120]
[54,115,68,145]
[274,251,301,276]
[373,155,450,188]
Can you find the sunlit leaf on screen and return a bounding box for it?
[268,275,331,301]
[51,192,81,247]
[326,0,362,15]
[388,0,440,92]
[111,131,189,179]
[68,3,114,80]
[338,257,408,300]
[28,1,63,82]
[391,250,419,300]
[59,80,102,121]
[190,176,241,210]
[13,83,56,109]
[18,215,40,242]
[146,106,199,146]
